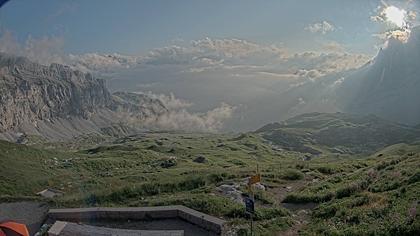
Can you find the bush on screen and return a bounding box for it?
[254,190,275,204]
[336,184,359,199]
[254,207,289,220]
[193,155,207,163]
[313,204,338,218]
[317,166,335,175]
[336,180,369,199]
[281,170,304,180]
[408,172,420,184]
[160,157,177,168]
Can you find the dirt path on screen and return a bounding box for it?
[269,177,317,236]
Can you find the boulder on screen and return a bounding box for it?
[193,155,207,163]
[160,156,177,168]
[254,183,266,191]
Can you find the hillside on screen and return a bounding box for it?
[256,112,420,155]
[0,53,167,141]
[337,26,420,125]
[1,130,419,235]
[285,143,420,235]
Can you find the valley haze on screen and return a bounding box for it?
[1,1,420,236]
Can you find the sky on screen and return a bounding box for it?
[0,0,419,131]
[1,0,416,55]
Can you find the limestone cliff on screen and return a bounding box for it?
[0,53,167,141]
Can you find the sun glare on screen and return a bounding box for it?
[384,6,407,28]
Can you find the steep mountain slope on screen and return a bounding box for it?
[285,142,420,235]
[337,26,420,125]
[256,112,420,154]
[0,53,167,141]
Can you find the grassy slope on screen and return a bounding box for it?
[286,143,420,235]
[0,132,419,235]
[0,133,299,234]
[0,140,91,196]
[257,112,420,155]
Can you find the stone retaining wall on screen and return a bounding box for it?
[48,205,226,235]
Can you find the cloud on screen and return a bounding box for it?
[0,30,65,65]
[322,41,346,53]
[288,52,370,79]
[141,37,287,67]
[139,92,236,132]
[191,37,287,62]
[305,21,336,34]
[0,31,367,81]
[68,53,138,72]
[0,32,371,131]
[371,4,417,43]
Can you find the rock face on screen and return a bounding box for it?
[0,53,167,141]
[337,27,420,125]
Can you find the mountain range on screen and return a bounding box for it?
[1,27,420,141]
[256,112,420,155]
[0,53,167,142]
[336,26,420,125]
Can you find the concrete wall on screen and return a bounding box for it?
[48,205,226,235]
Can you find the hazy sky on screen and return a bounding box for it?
[1,0,419,131]
[2,0,417,55]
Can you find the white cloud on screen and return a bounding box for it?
[68,53,138,72]
[140,92,236,132]
[370,4,417,43]
[305,21,336,34]
[0,30,65,65]
[288,52,370,79]
[0,32,371,131]
[0,31,367,81]
[322,41,346,53]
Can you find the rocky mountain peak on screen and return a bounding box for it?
[0,54,167,141]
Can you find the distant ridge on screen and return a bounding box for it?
[336,26,420,125]
[256,112,420,154]
[0,53,168,141]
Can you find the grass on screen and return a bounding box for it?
[1,133,419,235]
[286,144,420,235]
[0,133,299,234]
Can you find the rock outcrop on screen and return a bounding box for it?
[0,53,167,141]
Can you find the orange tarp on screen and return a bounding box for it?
[0,222,29,236]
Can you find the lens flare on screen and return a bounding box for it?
[384,6,407,28]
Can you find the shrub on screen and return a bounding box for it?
[317,166,335,175]
[408,172,420,184]
[336,184,359,199]
[313,204,338,218]
[254,190,275,204]
[281,169,304,180]
[253,207,289,220]
[336,180,370,199]
[160,157,177,168]
[207,173,226,184]
[193,155,207,163]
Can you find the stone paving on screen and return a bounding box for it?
[0,201,48,235]
[48,221,184,236]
